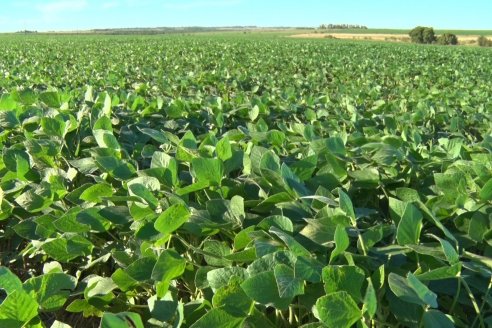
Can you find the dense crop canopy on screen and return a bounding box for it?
[0,34,492,327]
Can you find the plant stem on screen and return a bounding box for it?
[471,277,492,328]
[449,276,461,314]
[461,277,484,328]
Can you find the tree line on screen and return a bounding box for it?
[409,26,492,47]
[318,24,368,30]
[409,27,458,45]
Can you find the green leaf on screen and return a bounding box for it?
[93,129,121,150]
[154,204,190,235]
[388,273,426,306]
[0,267,23,294]
[190,308,245,328]
[406,273,438,308]
[15,189,53,213]
[269,226,311,257]
[330,224,349,263]
[415,263,461,281]
[0,111,19,129]
[315,291,362,328]
[294,256,323,283]
[111,269,137,291]
[338,189,355,222]
[0,290,39,328]
[363,278,377,319]
[207,267,248,291]
[249,105,259,122]
[422,310,455,328]
[126,257,157,281]
[95,156,135,180]
[322,265,365,301]
[79,183,113,203]
[397,203,423,246]
[480,178,492,201]
[23,273,77,311]
[216,137,233,161]
[240,271,292,310]
[212,276,253,316]
[274,264,304,298]
[41,117,66,138]
[42,235,93,262]
[128,183,159,210]
[39,91,61,108]
[100,312,144,328]
[191,158,224,186]
[151,249,186,282]
[147,294,178,323]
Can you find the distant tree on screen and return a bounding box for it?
[422,27,436,44]
[409,26,436,44]
[437,33,458,45]
[477,35,492,47]
[409,26,425,43]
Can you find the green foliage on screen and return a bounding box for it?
[477,35,492,47]
[409,26,436,44]
[0,34,491,328]
[437,33,458,45]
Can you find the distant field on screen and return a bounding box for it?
[289,29,492,46]
[313,28,492,36]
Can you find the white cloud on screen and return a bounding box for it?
[36,0,88,15]
[163,0,242,10]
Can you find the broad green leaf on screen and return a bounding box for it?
[415,263,461,281]
[23,273,77,311]
[269,226,311,257]
[93,129,121,150]
[100,312,144,328]
[249,105,259,122]
[42,235,93,262]
[151,249,186,282]
[154,204,191,235]
[190,308,245,328]
[240,271,292,310]
[480,178,492,201]
[41,117,66,138]
[147,294,178,323]
[207,267,248,291]
[406,273,438,308]
[315,291,362,328]
[322,265,365,301]
[95,156,136,180]
[216,137,233,161]
[388,273,426,306]
[397,203,423,246]
[0,290,39,328]
[294,256,323,283]
[338,189,355,222]
[422,310,455,328]
[39,91,61,108]
[363,278,377,319]
[0,267,23,294]
[191,157,224,186]
[125,257,157,281]
[128,183,159,209]
[79,183,113,203]
[330,224,349,263]
[274,264,304,298]
[212,276,253,316]
[86,277,116,298]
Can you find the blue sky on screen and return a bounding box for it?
[0,0,490,32]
